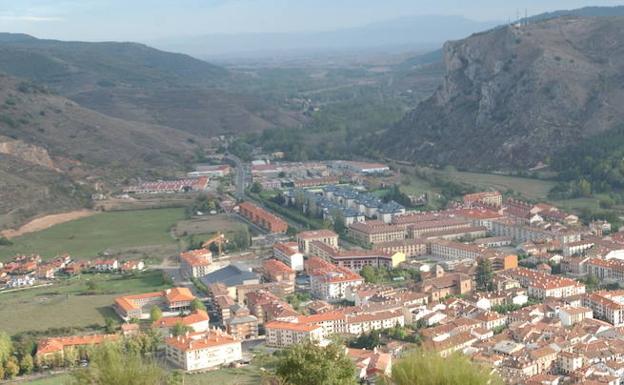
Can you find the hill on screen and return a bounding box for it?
[0,33,299,135]
[378,16,624,170]
[0,74,200,228]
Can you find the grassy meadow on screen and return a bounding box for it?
[0,270,170,335]
[0,208,186,260]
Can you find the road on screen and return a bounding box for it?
[224,153,248,200]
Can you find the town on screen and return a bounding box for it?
[3,155,624,385]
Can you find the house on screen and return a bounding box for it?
[92,259,119,272]
[120,260,145,273]
[416,266,472,302]
[347,348,392,380]
[165,330,242,371]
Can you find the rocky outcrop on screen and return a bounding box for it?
[0,137,56,170]
[380,17,624,169]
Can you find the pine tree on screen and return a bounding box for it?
[476,258,494,292]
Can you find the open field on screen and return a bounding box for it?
[1,210,95,239]
[173,214,247,237]
[435,169,557,201]
[0,270,170,335]
[183,366,263,385]
[10,374,71,385]
[0,208,185,261]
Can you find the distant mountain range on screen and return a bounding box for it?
[0,33,300,136]
[150,15,500,59]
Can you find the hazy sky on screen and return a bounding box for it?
[1,0,623,41]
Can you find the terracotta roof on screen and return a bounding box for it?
[297,230,338,240]
[265,320,323,333]
[153,310,209,328]
[37,334,118,356]
[165,330,238,352]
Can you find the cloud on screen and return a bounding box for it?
[0,15,63,22]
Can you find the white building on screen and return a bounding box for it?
[273,242,304,272]
[165,330,242,371]
[264,320,325,348]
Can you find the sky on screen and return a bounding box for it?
[1,0,624,41]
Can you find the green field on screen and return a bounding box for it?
[436,169,556,201]
[0,270,170,335]
[183,366,262,385]
[11,374,72,385]
[0,208,186,261]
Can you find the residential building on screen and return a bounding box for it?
[165,330,242,371]
[584,290,624,326]
[265,321,325,348]
[273,241,304,271]
[348,221,405,245]
[463,191,503,208]
[296,229,339,254]
[372,239,428,258]
[307,257,364,302]
[238,201,288,233]
[180,249,213,278]
[225,305,259,340]
[262,259,295,292]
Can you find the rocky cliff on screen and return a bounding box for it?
[380,17,624,169]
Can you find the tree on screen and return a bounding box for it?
[476,258,494,292]
[190,298,206,312]
[275,342,357,385]
[4,356,19,379]
[171,322,193,337]
[0,331,12,365]
[150,306,162,322]
[20,353,34,374]
[105,317,117,334]
[332,210,346,235]
[70,343,169,385]
[360,265,378,283]
[387,350,504,385]
[250,181,263,194]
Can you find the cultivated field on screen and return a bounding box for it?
[0,270,169,335]
[0,208,185,260]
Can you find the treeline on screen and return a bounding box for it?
[551,125,624,195]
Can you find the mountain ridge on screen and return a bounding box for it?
[378,16,624,170]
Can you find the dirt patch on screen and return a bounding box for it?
[1,210,96,239]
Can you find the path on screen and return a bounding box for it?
[1,210,96,239]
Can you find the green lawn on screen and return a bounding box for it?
[0,208,185,260]
[0,270,170,335]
